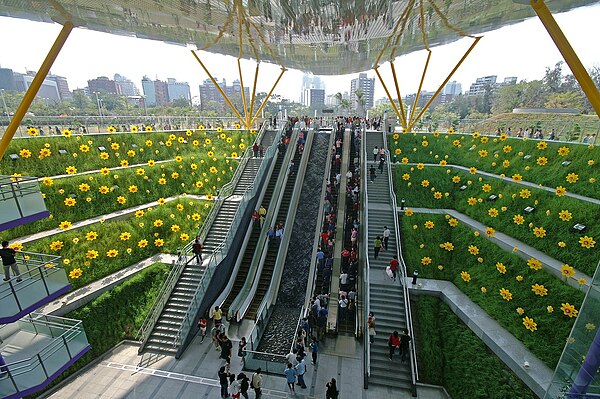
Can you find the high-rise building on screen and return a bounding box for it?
[154,80,169,106]
[141,76,156,106]
[167,78,191,104]
[499,77,518,86]
[88,76,118,95]
[443,81,462,96]
[0,67,16,91]
[47,74,72,100]
[13,72,60,102]
[199,78,249,109]
[467,75,497,96]
[114,74,139,97]
[303,88,325,110]
[350,73,375,111]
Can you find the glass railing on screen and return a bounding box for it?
[361,126,371,389]
[545,261,600,399]
[172,123,284,351]
[382,129,419,393]
[243,349,287,376]
[0,251,69,323]
[0,175,49,229]
[0,314,90,398]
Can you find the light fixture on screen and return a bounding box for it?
[561,161,571,166]
[58,149,68,155]
[572,223,586,233]
[488,194,498,201]
[459,185,468,191]
[9,154,19,160]
[524,206,535,214]
[523,155,531,160]
[98,146,106,151]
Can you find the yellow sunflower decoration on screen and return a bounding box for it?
[107,126,116,133]
[27,127,39,136]
[131,125,139,133]
[145,126,153,132]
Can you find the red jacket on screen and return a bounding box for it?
[388,334,400,347]
[389,259,399,271]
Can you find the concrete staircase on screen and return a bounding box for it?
[365,130,413,392]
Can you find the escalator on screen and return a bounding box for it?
[244,142,303,320]
[220,152,284,317]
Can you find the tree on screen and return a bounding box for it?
[354,89,366,117]
[544,91,585,110]
[543,61,564,93]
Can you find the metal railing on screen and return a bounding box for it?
[136,122,272,348]
[172,124,284,350]
[0,251,67,321]
[382,130,419,393]
[362,127,372,389]
[229,127,300,321]
[0,175,48,223]
[0,314,90,396]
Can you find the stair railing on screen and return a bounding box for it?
[382,129,419,395]
[172,123,283,351]
[362,128,372,389]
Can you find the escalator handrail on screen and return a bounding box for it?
[362,126,371,388]
[382,129,419,388]
[253,128,315,324]
[171,123,285,351]
[229,127,301,321]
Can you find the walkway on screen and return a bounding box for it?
[14,194,211,245]
[408,278,553,398]
[406,163,600,205]
[39,253,178,316]
[407,207,592,289]
[44,334,448,399]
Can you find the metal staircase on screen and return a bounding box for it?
[364,130,416,393]
[141,151,265,354]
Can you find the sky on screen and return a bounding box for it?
[0,3,599,104]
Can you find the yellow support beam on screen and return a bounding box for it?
[249,67,286,127]
[373,66,406,130]
[389,62,408,129]
[0,21,74,160]
[248,64,260,118]
[530,0,600,119]
[408,50,432,128]
[191,50,246,126]
[409,36,481,131]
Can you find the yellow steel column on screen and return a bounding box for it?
[530,0,600,118]
[249,67,286,127]
[373,66,405,129]
[0,21,73,160]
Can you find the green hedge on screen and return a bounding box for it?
[393,165,600,276]
[413,296,537,399]
[402,213,584,367]
[35,262,169,395]
[388,132,599,199]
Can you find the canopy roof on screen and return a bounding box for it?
[0,0,594,75]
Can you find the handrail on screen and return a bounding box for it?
[289,306,306,354]
[136,123,266,351]
[362,126,372,388]
[172,123,285,350]
[382,130,419,391]
[233,127,301,321]
[253,128,314,324]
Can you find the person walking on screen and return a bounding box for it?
[399,328,412,362]
[372,146,378,162]
[295,357,307,389]
[220,335,233,365]
[238,337,247,365]
[198,317,207,343]
[192,237,203,264]
[389,255,399,282]
[378,156,385,174]
[213,306,223,327]
[284,363,297,393]
[251,368,263,397]
[382,226,391,251]
[310,336,319,365]
[258,205,267,227]
[230,373,241,399]
[369,165,376,183]
[0,241,20,282]
[252,142,259,157]
[218,366,229,398]
[388,330,401,360]
[373,236,383,260]
[367,312,376,344]
[326,378,339,399]
[239,373,250,399]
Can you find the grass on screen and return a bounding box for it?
[22,198,211,289]
[2,129,252,177]
[35,262,170,396]
[388,132,599,199]
[413,295,537,399]
[392,165,600,276]
[402,213,584,368]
